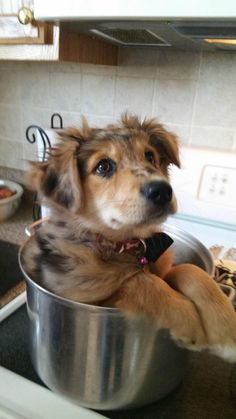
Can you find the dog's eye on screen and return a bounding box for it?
[145,151,155,165]
[95,159,116,177]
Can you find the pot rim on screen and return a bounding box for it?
[18,247,124,315]
[19,223,214,313]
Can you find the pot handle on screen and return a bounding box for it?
[25,217,49,237]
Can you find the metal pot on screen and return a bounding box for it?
[19,224,214,410]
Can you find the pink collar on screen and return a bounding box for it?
[26,218,172,266]
[94,232,174,266]
[95,235,148,265]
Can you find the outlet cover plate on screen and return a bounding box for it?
[170,146,236,225]
[198,165,236,207]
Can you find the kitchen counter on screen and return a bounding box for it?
[0,166,32,314]
[0,193,33,245]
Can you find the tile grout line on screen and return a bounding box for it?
[79,68,83,119]
[150,54,160,118]
[188,50,203,146]
[112,64,118,118]
[113,46,122,117]
[151,69,158,117]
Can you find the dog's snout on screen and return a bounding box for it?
[141,181,173,206]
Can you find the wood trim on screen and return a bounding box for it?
[59,30,118,66]
[0,24,117,64]
[44,23,54,44]
[0,24,59,60]
[0,14,53,45]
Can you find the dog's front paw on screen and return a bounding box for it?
[170,322,207,352]
[210,345,236,363]
[171,337,203,352]
[164,264,236,361]
[171,320,236,362]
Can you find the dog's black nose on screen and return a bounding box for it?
[141,181,173,206]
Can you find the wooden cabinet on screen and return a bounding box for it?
[0,0,118,65]
[0,0,52,45]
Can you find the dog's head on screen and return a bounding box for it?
[27,115,180,239]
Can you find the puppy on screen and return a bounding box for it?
[22,114,236,362]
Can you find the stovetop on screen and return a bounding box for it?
[0,240,26,321]
[0,240,21,295]
[0,305,41,384]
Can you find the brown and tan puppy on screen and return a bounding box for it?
[22,114,236,362]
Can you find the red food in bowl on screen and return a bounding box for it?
[0,186,16,200]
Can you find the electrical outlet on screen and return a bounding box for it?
[198,165,236,207]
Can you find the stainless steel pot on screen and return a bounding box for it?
[19,224,215,410]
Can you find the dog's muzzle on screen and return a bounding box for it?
[141,181,173,207]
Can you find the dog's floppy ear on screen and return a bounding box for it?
[25,130,85,212]
[142,118,180,168]
[151,129,180,168]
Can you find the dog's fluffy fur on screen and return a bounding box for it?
[22,114,236,362]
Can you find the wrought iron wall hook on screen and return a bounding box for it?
[26,114,64,221]
[51,113,63,129]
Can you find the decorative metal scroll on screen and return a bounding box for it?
[26,113,64,220]
[26,125,52,162]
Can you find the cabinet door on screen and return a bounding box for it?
[0,0,52,45]
[0,0,117,63]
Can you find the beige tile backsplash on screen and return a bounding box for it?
[81,73,115,116]
[0,50,236,170]
[115,76,154,117]
[153,79,197,125]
